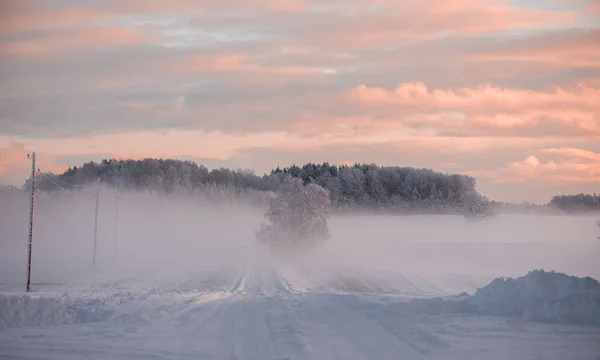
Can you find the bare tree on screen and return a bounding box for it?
[256,177,331,253]
[460,191,494,221]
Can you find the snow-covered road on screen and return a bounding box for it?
[2,262,600,360]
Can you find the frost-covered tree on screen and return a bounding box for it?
[460,191,494,221]
[256,177,331,252]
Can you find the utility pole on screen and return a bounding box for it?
[93,178,100,265]
[114,187,119,261]
[26,152,36,292]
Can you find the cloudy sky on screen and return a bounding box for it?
[0,0,599,202]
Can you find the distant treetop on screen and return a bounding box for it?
[549,193,600,213]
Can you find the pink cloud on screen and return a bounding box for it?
[551,0,600,13]
[466,27,600,67]
[0,0,308,34]
[540,148,600,161]
[440,162,459,168]
[1,0,579,53]
[341,82,600,137]
[172,53,329,76]
[276,3,577,51]
[172,54,246,72]
[0,5,111,32]
[348,82,600,111]
[0,27,150,57]
[466,148,600,183]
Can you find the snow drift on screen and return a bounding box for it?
[408,270,600,326]
[466,269,600,325]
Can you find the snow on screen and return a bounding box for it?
[467,270,600,325]
[2,262,600,359]
[2,193,600,359]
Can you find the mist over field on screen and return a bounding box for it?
[0,190,261,282]
[2,188,598,289]
[2,181,600,359]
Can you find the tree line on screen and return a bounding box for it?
[27,159,477,213]
[13,158,598,214]
[549,193,600,214]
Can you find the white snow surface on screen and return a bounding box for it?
[2,192,600,359]
[2,258,600,359]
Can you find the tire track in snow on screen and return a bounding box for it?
[229,264,248,294]
[407,272,451,297]
[394,272,443,298]
[290,293,431,360]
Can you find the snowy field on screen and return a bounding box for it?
[1,192,600,359]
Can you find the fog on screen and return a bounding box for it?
[1,189,599,293]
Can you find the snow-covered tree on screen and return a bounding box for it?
[256,177,331,252]
[460,191,494,221]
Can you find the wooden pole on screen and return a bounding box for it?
[115,187,119,261]
[26,152,36,292]
[93,178,100,265]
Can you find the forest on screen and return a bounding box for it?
[549,194,600,213]
[25,159,476,213]
[4,158,598,214]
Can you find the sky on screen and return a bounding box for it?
[0,0,599,203]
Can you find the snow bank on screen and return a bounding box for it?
[0,295,112,330]
[466,270,600,325]
[402,270,600,326]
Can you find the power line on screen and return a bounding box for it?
[37,172,87,189]
[47,174,87,188]
[37,173,69,191]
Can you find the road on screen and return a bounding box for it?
[1,262,599,360]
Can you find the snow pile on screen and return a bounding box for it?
[0,294,112,330]
[467,270,600,325]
